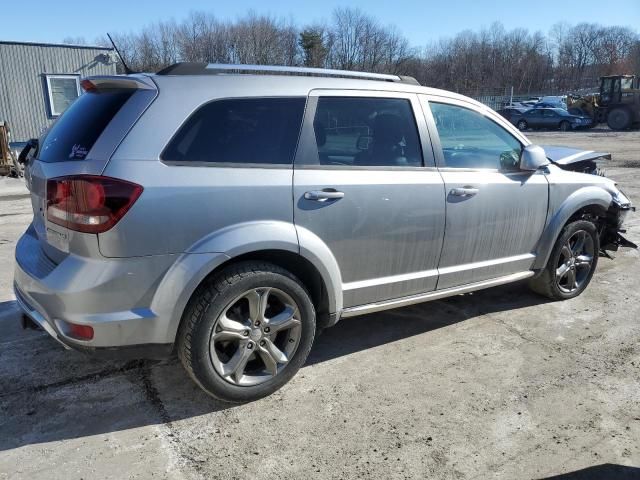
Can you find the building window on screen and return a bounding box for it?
[45,75,81,117]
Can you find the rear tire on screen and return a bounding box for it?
[178,261,316,403]
[607,108,632,130]
[529,220,599,300]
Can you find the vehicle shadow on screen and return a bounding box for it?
[308,280,548,365]
[538,464,640,479]
[0,281,549,452]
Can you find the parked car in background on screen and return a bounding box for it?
[14,64,634,403]
[568,107,591,117]
[512,107,593,131]
[538,96,567,109]
[496,106,528,123]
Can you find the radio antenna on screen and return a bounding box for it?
[107,32,135,74]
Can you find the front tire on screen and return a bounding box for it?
[178,261,316,403]
[517,119,528,131]
[529,220,599,300]
[607,108,632,130]
[559,120,571,132]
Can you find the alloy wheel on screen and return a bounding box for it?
[555,230,595,293]
[209,287,302,386]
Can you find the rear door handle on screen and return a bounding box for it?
[304,189,345,202]
[449,187,479,197]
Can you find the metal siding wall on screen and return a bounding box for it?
[0,43,117,141]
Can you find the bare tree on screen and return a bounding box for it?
[102,10,638,94]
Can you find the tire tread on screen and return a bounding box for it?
[177,261,315,402]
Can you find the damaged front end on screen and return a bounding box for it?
[542,145,609,176]
[543,145,637,253]
[599,190,637,253]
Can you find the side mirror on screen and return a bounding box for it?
[520,144,549,171]
[18,138,38,165]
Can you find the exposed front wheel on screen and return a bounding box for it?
[529,220,599,300]
[559,120,571,132]
[517,120,528,131]
[178,261,316,403]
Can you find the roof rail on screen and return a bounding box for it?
[155,62,420,85]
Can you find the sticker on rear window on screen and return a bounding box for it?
[69,144,89,159]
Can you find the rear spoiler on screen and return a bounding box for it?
[80,75,157,92]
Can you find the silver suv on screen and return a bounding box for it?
[15,64,635,402]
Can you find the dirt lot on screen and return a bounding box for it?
[1,130,639,480]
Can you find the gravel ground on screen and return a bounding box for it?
[0,130,639,480]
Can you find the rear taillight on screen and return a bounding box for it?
[46,175,143,234]
[80,79,97,92]
[65,321,94,340]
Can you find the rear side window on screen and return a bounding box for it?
[310,97,422,167]
[38,90,134,163]
[162,98,306,165]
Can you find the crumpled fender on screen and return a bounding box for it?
[532,186,613,270]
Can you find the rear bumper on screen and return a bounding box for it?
[16,289,173,359]
[14,225,178,355]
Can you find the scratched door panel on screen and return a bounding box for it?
[437,170,548,288]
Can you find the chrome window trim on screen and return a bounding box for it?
[161,161,292,169]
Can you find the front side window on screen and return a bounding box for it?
[310,97,423,167]
[430,102,522,170]
[45,75,81,116]
[162,98,305,165]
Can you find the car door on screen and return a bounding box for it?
[541,109,558,128]
[526,109,542,128]
[422,96,549,289]
[293,90,446,308]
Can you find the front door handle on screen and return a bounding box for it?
[304,189,345,202]
[449,186,479,197]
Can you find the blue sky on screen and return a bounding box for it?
[3,0,639,46]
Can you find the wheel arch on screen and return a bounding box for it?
[153,221,343,345]
[532,187,612,270]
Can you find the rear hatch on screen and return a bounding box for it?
[25,76,157,263]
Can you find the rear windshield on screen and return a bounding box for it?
[37,90,133,163]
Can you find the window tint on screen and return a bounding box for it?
[38,89,134,163]
[311,97,422,167]
[430,102,522,170]
[162,98,305,165]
